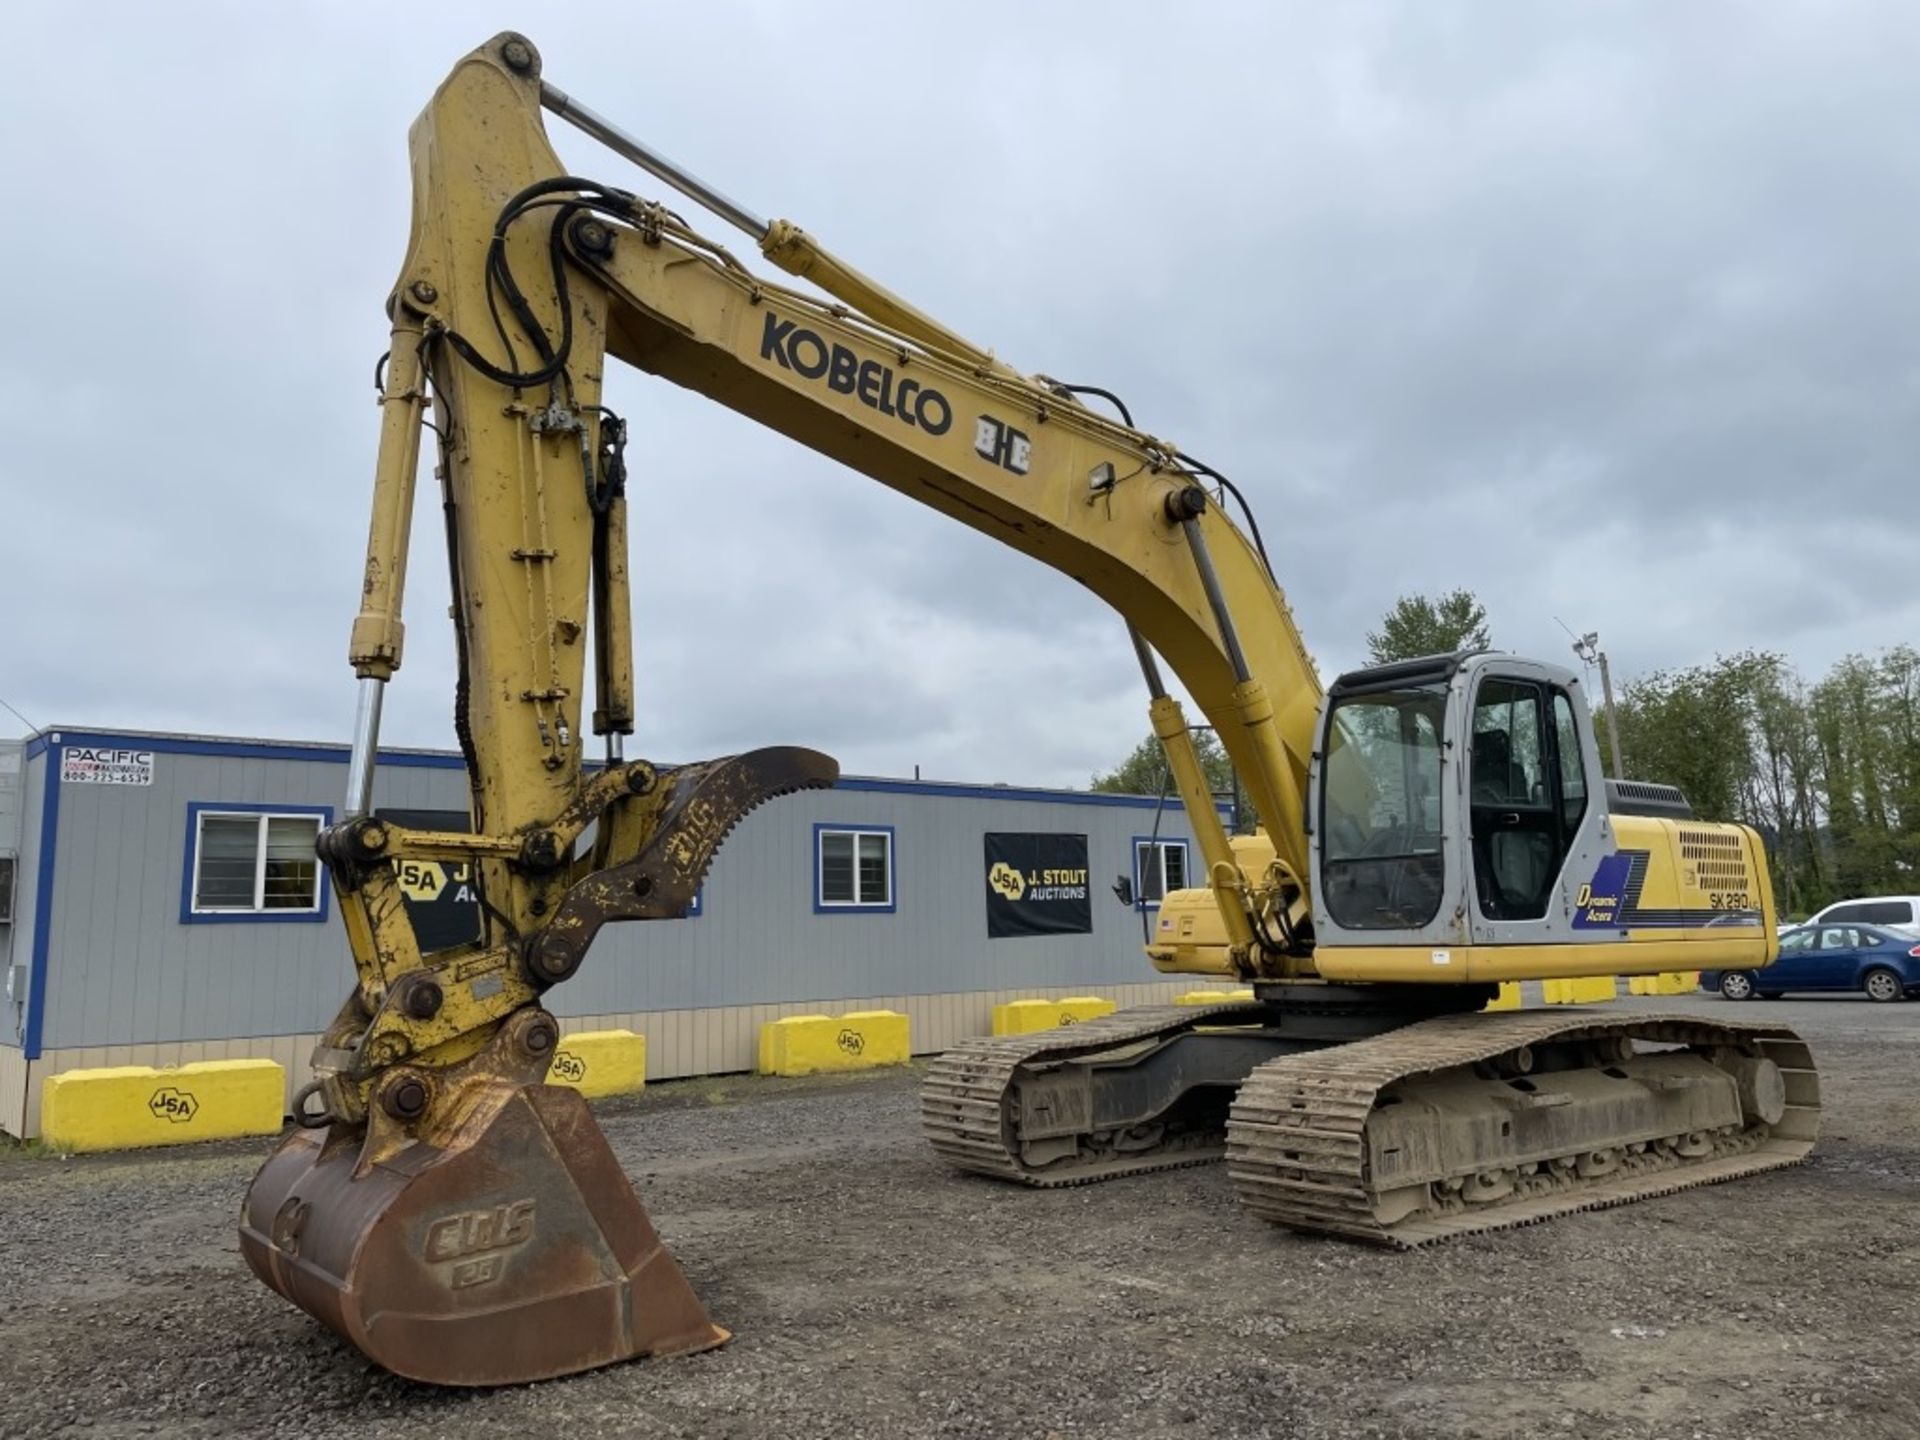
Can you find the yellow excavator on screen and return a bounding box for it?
[239,32,1820,1386]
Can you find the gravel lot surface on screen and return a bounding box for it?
[2,994,1916,1440]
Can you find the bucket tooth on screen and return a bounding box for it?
[239,1082,726,1386]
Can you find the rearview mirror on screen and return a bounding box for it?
[1110,875,1135,907]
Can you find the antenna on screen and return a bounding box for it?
[1558,627,1625,776]
[0,694,40,736]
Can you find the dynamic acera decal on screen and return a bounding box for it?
[1572,850,1761,931]
[984,832,1092,939]
[759,311,953,435]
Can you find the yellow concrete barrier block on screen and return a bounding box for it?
[1543,976,1618,1005]
[757,1014,832,1075]
[757,1010,911,1076]
[1627,973,1697,996]
[1484,982,1522,1011]
[41,1059,285,1154]
[546,1029,646,1099]
[991,996,1117,1034]
[1176,988,1256,1005]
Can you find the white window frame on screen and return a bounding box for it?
[1133,838,1190,909]
[189,810,325,916]
[815,826,895,911]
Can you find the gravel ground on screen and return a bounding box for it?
[2,994,1916,1440]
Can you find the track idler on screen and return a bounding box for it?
[240,1071,725,1386]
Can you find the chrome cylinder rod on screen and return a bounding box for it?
[1128,625,1169,700]
[1180,519,1253,684]
[343,677,386,818]
[540,81,769,241]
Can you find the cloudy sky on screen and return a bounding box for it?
[2,3,1915,788]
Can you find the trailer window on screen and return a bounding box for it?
[185,807,327,920]
[815,826,894,911]
[1133,839,1190,907]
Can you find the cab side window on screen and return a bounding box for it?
[1469,679,1553,920]
[1779,930,1814,953]
[1469,678,1592,923]
[1551,691,1587,834]
[1471,680,1543,806]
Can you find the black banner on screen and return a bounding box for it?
[984,832,1092,938]
[374,808,481,953]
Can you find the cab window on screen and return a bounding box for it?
[1469,679,1553,920]
[1471,680,1542,807]
[1552,692,1587,834]
[1320,684,1447,931]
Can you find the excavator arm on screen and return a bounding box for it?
[330,27,1325,1108]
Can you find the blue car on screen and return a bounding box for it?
[1704,923,1920,1003]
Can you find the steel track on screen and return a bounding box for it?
[920,1001,1267,1186]
[1226,1008,1820,1246]
[924,1004,1821,1245]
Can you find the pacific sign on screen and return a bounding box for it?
[61,746,155,786]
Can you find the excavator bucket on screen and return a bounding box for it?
[239,1081,726,1386]
[241,745,836,1383]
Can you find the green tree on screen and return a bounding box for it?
[1606,652,1772,819]
[1366,589,1491,664]
[1879,645,1920,881]
[1744,662,1827,912]
[1601,646,1920,916]
[1092,728,1250,829]
[1810,652,1909,899]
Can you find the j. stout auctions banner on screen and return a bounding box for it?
[984,832,1092,938]
[374,808,482,953]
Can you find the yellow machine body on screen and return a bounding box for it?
[1317,814,1776,983]
[1148,835,1277,976]
[1156,816,1775,982]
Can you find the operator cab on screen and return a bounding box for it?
[1310,651,1602,948]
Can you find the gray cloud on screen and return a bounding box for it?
[3,2,1915,791]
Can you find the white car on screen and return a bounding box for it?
[1804,895,1920,928]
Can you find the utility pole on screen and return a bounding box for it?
[1571,631,1626,777]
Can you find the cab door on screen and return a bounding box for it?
[1461,661,1608,946]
